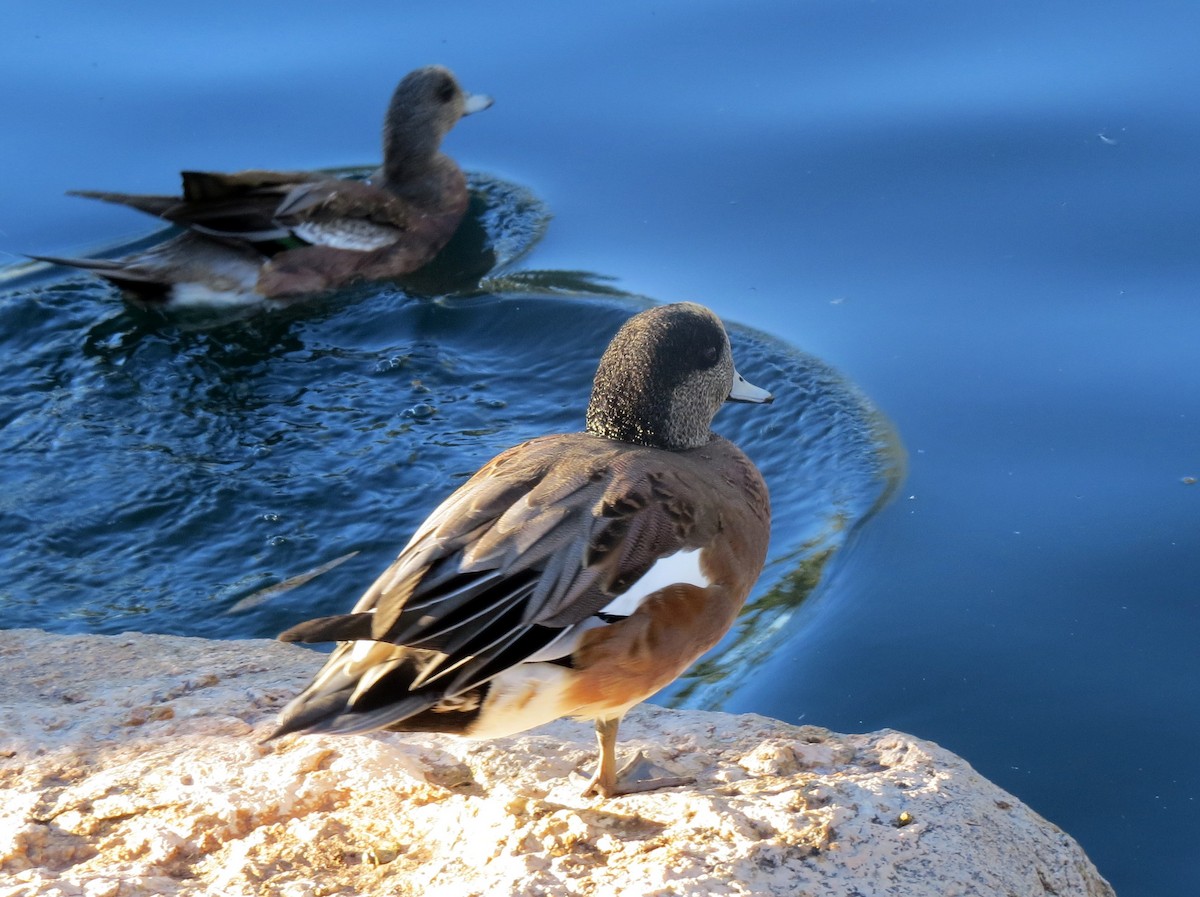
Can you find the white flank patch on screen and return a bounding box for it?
[170,281,263,308]
[465,664,575,739]
[602,547,708,616]
[522,548,709,664]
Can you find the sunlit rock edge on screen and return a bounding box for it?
[0,629,1113,897]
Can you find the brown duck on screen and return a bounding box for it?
[271,302,773,798]
[33,66,491,306]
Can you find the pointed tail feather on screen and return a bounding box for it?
[67,189,179,218]
[278,612,375,644]
[27,253,124,272]
[267,690,441,742]
[27,253,173,295]
[26,254,170,287]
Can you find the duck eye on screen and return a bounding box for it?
[701,345,720,366]
[436,79,457,103]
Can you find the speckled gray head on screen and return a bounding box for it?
[382,66,493,172]
[586,302,773,451]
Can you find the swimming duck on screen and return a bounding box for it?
[32,65,491,305]
[271,302,773,798]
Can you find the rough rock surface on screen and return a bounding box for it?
[0,629,1113,897]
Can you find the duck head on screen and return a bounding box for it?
[586,302,773,451]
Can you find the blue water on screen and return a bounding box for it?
[4,3,1199,895]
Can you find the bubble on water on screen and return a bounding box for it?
[403,403,436,420]
[375,355,411,373]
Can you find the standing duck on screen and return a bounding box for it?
[33,65,491,305]
[272,302,773,798]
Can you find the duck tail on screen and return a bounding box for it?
[266,689,439,742]
[278,612,375,644]
[67,189,179,219]
[26,253,126,274]
[267,635,452,743]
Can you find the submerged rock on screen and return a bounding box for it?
[0,629,1112,896]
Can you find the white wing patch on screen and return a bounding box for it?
[522,548,708,663]
[292,219,400,251]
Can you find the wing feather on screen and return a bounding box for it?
[276,435,708,736]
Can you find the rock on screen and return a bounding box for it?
[0,629,1113,897]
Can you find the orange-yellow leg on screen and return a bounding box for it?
[580,716,695,798]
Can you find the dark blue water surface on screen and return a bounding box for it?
[4,3,1199,895]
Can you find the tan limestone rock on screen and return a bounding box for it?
[0,629,1113,897]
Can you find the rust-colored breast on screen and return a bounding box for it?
[562,435,770,718]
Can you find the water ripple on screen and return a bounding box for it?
[0,176,899,707]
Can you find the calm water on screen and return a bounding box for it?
[4,3,1199,895]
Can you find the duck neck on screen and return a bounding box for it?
[586,387,712,451]
[381,110,447,187]
[381,145,434,182]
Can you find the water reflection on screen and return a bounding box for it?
[670,542,838,708]
[663,322,905,708]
